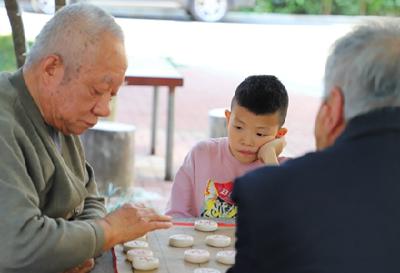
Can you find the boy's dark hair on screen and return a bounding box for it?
[231,75,289,125]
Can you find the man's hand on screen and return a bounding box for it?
[258,137,287,165]
[97,203,172,251]
[62,258,95,273]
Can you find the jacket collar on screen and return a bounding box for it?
[335,107,400,144]
[9,68,44,123]
[9,68,58,137]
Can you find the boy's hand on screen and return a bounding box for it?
[258,137,287,165]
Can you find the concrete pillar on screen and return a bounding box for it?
[80,121,135,193]
[208,108,227,138]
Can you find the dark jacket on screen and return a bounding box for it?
[229,107,400,273]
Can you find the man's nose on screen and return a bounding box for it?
[92,95,111,117]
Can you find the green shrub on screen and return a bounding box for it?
[253,0,400,15]
[0,35,33,72]
[0,35,17,72]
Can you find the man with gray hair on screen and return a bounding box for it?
[0,4,171,273]
[229,19,400,273]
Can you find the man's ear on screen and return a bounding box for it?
[276,127,288,138]
[39,54,65,85]
[314,87,346,150]
[325,87,345,136]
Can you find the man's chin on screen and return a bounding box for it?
[63,126,90,136]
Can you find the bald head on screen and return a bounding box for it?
[324,19,400,120]
[25,3,125,79]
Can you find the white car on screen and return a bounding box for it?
[22,0,256,22]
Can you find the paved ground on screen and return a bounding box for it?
[111,65,321,213]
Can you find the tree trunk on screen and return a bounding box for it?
[4,0,26,68]
[359,0,367,15]
[321,0,333,15]
[55,0,66,12]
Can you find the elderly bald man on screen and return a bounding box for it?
[0,4,171,273]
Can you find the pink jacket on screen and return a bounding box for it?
[165,137,263,218]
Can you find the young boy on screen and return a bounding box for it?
[165,75,289,218]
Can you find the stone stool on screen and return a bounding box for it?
[80,121,136,194]
[208,108,227,138]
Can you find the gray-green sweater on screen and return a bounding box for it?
[0,70,106,273]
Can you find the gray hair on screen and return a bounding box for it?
[25,3,124,77]
[324,19,400,120]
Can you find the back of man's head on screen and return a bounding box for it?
[324,19,400,121]
[25,3,124,77]
[231,75,289,126]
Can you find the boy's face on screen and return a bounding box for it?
[225,105,287,164]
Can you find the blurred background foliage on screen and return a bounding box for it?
[0,35,32,71]
[250,0,400,15]
[0,35,17,71]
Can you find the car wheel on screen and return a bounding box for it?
[30,0,79,14]
[30,0,55,14]
[189,0,229,22]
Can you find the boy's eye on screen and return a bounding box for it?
[256,133,266,137]
[234,126,242,130]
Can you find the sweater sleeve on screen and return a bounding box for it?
[165,148,197,218]
[0,129,104,273]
